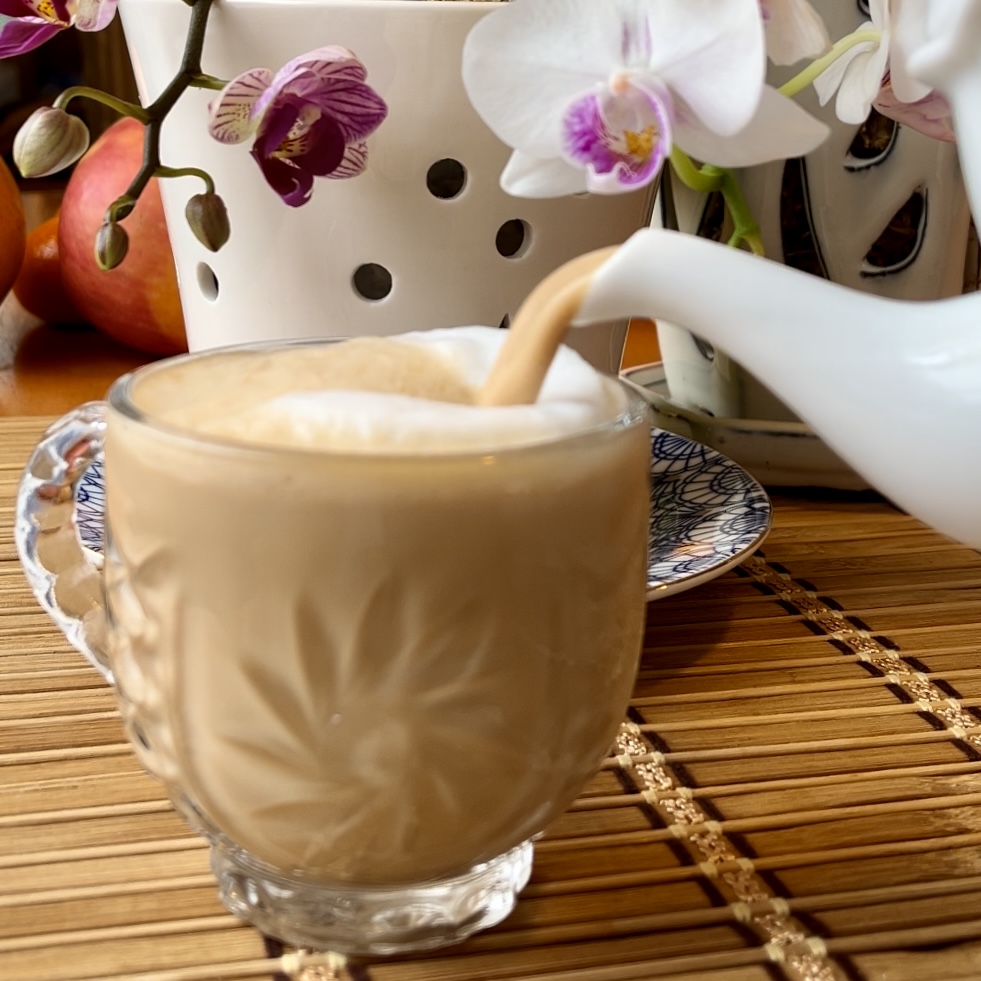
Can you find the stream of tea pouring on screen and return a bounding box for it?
[481,0,981,551]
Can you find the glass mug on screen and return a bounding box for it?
[15,339,650,955]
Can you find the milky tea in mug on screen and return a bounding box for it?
[16,326,650,954]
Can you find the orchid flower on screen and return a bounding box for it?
[811,0,891,124]
[760,0,830,66]
[0,0,116,58]
[809,0,951,133]
[461,0,828,198]
[884,0,951,115]
[873,76,954,142]
[208,46,387,207]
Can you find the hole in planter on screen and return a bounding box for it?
[197,262,219,301]
[845,109,898,171]
[861,186,928,276]
[427,159,467,199]
[695,189,726,243]
[496,219,530,258]
[353,263,393,300]
[780,157,829,279]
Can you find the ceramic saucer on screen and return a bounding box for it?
[646,427,771,600]
[75,430,772,602]
[76,463,105,553]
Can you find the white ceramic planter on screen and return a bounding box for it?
[117,0,655,372]
[654,0,971,421]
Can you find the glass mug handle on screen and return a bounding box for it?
[14,402,111,682]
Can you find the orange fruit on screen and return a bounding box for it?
[13,214,85,326]
[0,156,26,297]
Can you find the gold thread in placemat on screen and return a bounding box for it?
[281,949,348,980]
[614,722,841,981]
[743,556,981,751]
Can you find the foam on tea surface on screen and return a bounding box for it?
[134,327,622,452]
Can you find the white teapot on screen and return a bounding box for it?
[572,0,981,550]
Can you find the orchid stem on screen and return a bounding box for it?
[189,73,227,91]
[668,148,724,194]
[156,165,216,195]
[104,0,219,227]
[779,28,881,99]
[54,86,149,124]
[734,227,765,255]
[106,195,138,224]
[668,150,764,255]
[703,166,764,255]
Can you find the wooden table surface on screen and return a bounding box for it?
[1,186,157,416]
[0,324,154,416]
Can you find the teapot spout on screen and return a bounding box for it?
[575,228,981,550]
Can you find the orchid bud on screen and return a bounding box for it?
[95,221,129,271]
[13,107,90,179]
[185,192,230,252]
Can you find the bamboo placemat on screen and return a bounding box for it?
[5,415,981,981]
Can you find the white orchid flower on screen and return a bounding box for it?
[811,0,893,123]
[760,0,831,66]
[888,0,952,104]
[461,0,829,198]
[812,0,942,125]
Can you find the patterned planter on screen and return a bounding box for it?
[655,0,970,423]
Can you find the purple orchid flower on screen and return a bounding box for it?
[208,46,388,207]
[0,0,117,58]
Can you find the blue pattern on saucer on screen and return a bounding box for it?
[76,459,106,553]
[647,428,771,598]
[76,430,772,598]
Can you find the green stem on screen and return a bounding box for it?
[106,196,139,224]
[668,147,724,194]
[698,165,764,255]
[735,227,765,255]
[53,86,149,124]
[779,29,881,99]
[156,164,216,195]
[668,151,764,255]
[189,73,228,92]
